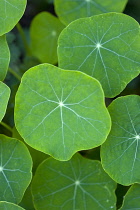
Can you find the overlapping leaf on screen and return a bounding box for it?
[0,36,10,81]
[101,95,140,185]
[55,0,128,25]
[0,82,10,122]
[30,12,64,64]
[0,135,32,203]
[0,0,27,36]
[15,63,111,161]
[120,184,140,209]
[0,201,25,210]
[58,13,140,97]
[31,153,117,210]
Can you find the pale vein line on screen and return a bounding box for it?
[2,171,15,200]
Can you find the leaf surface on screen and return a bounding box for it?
[0,201,25,210]
[0,135,32,203]
[58,13,140,97]
[31,153,117,210]
[0,82,10,122]
[120,184,140,210]
[15,63,111,161]
[0,0,27,36]
[101,95,140,185]
[30,12,64,64]
[0,36,10,81]
[55,0,128,25]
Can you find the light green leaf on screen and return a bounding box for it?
[30,12,64,64]
[101,95,140,185]
[58,13,140,98]
[0,201,25,210]
[0,82,10,122]
[14,63,111,161]
[0,135,32,203]
[31,153,117,210]
[0,36,10,81]
[54,0,128,25]
[120,184,140,210]
[0,0,27,36]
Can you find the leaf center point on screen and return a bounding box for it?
[0,166,3,172]
[59,101,64,107]
[96,43,102,49]
[75,180,80,185]
[135,135,140,140]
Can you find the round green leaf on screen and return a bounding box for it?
[30,12,64,64]
[31,153,117,210]
[0,135,32,203]
[0,35,10,81]
[54,0,128,25]
[101,95,140,185]
[58,13,140,98]
[0,82,10,122]
[120,184,140,210]
[0,201,25,210]
[15,63,111,161]
[0,0,27,36]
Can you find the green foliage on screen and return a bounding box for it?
[101,95,140,185]
[58,13,140,97]
[0,82,10,122]
[54,0,128,25]
[0,0,140,209]
[0,135,32,203]
[120,184,140,209]
[14,63,111,160]
[0,36,10,81]
[0,0,27,36]
[30,12,64,64]
[31,153,117,210]
[0,201,25,210]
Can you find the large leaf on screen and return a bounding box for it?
[0,201,25,210]
[0,35,10,81]
[31,153,117,210]
[0,0,27,36]
[15,63,111,161]
[0,82,10,122]
[120,184,140,210]
[58,13,140,98]
[30,12,64,64]
[0,135,32,203]
[54,0,128,25]
[101,95,140,185]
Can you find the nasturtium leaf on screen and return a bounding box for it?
[0,0,27,36]
[0,35,10,81]
[0,201,25,210]
[101,95,140,186]
[0,82,10,122]
[30,12,64,64]
[0,135,32,203]
[15,63,111,161]
[54,0,128,25]
[58,13,140,98]
[31,153,117,210]
[120,184,140,210]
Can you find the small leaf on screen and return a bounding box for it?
[0,82,10,122]
[0,201,25,210]
[58,13,140,98]
[54,0,128,25]
[30,12,64,64]
[0,36,10,81]
[101,95,140,185]
[0,0,27,36]
[120,184,140,210]
[31,153,117,210]
[0,135,32,203]
[15,63,111,161]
